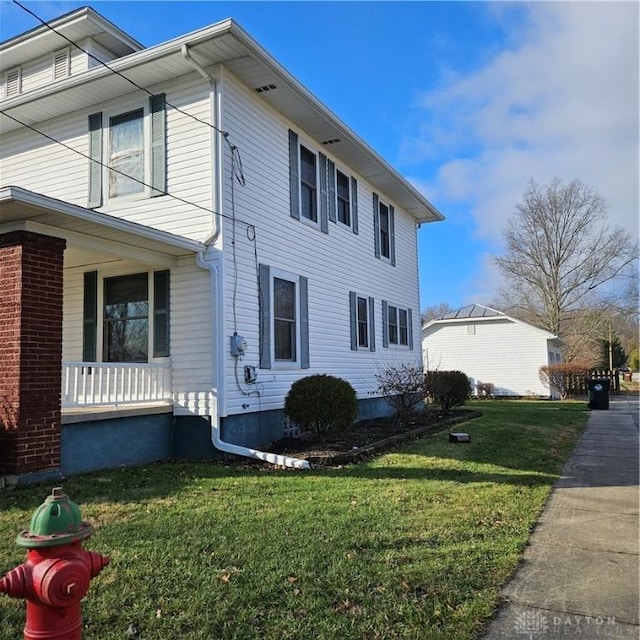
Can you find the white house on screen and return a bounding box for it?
[422,304,564,398]
[0,7,443,480]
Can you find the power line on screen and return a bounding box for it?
[0,108,255,231]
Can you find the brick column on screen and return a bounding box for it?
[0,231,66,476]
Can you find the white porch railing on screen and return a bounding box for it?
[62,362,172,408]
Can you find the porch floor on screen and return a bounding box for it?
[61,401,173,424]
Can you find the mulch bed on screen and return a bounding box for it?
[259,408,482,467]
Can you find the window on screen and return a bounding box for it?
[274,277,296,361]
[336,169,351,226]
[103,273,149,362]
[373,193,396,265]
[382,300,413,349]
[5,68,21,98]
[88,94,166,208]
[82,269,170,362]
[299,146,318,222]
[349,292,375,352]
[53,49,70,80]
[467,323,476,335]
[259,264,309,369]
[109,109,145,198]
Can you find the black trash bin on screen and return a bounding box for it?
[587,378,610,410]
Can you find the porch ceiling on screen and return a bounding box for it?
[0,186,205,267]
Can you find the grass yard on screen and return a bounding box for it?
[0,401,588,640]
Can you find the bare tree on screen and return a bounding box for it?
[494,178,638,352]
[421,302,454,326]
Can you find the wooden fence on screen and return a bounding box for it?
[563,369,620,396]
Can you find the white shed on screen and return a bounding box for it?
[422,304,564,397]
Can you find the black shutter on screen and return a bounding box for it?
[153,270,170,357]
[319,153,329,234]
[408,307,414,350]
[351,177,359,234]
[349,291,357,351]
[288,130,300,220]
[87,113,102,208]
[369,296,376,352]
[150,94,167,197]
[389,204,396,266]
[82,271,98,361]
[328,159,337,223]
[300,276,310,368]
[259,264,272,368]
[373,193,380,258]
[382,299,389,348]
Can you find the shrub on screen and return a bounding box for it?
[539,363,591,399]
[284,374,357,435]
[425,370,470,412]
[374,362,425,418]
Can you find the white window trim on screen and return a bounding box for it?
[270,266,301,369]
[102,101,151,204]
[334,165,352,228]
[378,201,392,261]
[355,294,369,350]
[386,304,410,347]
[94,269,157,363]
[298,139,320,228]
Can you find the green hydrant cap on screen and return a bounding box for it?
[16,487,94,548]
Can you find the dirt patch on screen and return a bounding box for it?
[260,408,482,467]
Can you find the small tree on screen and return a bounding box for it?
[425,370,469,412]
[539,363,591,399]
[284,374,357,436]
[375,362,425,419]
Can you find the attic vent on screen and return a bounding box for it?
[5,68,21,98]
[53,49,70,80]
[321,138,341,146]
[255,84,277,93]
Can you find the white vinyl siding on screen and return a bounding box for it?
[0,73,213,241]
[220,70,421,416]
[422,319,558,397]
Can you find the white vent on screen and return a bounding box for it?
[5,68,21,98]
[53,49,70,80]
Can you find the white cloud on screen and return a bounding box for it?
[406,2,639,246]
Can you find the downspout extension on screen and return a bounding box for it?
[195,252,310,470]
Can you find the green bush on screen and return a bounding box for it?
[425,370,470,412]
[284,374,358,435]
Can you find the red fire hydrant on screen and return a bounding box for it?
[0,487,110,640]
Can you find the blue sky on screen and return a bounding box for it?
[1,1,638,311]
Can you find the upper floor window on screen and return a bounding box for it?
[382,300,413,349]
[373,193,396,265]
[4,67,21,98]
[336,169,351,227]
[87,94,166,208]
[299,145,318,222]
[109,109,145,198]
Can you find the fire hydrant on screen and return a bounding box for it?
[0,487,110,640]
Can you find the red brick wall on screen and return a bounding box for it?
[0,231,66,476]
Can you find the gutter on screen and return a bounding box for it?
[194,252,310,470]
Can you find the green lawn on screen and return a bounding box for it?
[0,401,588,640]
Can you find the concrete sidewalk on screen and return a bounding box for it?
[481,394,639,640]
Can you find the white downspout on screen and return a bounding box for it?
[195,253,310,470]
[183,45,309,470]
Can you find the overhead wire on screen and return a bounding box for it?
[0,108,255,232]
